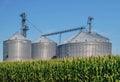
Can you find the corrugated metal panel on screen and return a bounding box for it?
[3,32,31,61]
[32,36,57,60]
[58,31,112,58]
[58,42,112,58]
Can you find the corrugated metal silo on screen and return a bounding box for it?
[32,36,57,60]
[58,31,112,58]
[3,32,31,61]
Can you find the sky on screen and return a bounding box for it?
[0,0,120,61]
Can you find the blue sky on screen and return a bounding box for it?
[0,0,120,61]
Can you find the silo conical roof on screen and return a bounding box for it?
[34,36,55,43]
[8,32,28,40]
[91,33,109,41]
[63,31,109,44]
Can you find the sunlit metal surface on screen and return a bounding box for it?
[58,31,112,58]
[3,33,31,61]
[32,36,57,60]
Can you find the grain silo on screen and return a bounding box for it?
[32,36,57,60]
[58,17,112,58]
[58,31,112,58]
[3,32,31,61]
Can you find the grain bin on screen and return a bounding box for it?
[58,31,112,58]
[3,32,31,61]
[32,36,57,60]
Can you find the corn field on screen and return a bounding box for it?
[0,55,120,82]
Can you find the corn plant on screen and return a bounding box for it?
[0,55,120,82]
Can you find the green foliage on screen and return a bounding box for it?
[0,55,120,82]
